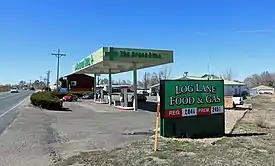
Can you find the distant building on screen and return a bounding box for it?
[96,84,132,93]
[149,74,246,96]
[251,85,274,94]
[59,74,94,92]
[223,80,246,96]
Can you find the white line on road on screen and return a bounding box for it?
[0,96,29,118]
[0,95,13,100]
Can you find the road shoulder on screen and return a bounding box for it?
[0,103,57,166]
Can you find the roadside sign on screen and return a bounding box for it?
[160,80,225,138]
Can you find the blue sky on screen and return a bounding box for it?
[0,0,275,84]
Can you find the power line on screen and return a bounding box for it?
[51,48,66,91]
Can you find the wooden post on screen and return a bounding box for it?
[154,103,160,151]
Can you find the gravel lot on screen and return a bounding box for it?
[0,99,156,166]
[55,95,275,166]
[0,97,253,166]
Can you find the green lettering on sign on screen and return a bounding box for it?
[119,51,161,59]
[160,80,225,138]
[74,55,93,71]
[162,80,224,112]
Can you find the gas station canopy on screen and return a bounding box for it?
[72,47,173,74]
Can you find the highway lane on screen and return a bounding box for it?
[0,90,34,134]
[0,92,13,100]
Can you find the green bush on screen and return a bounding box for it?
[242,91,250,100]
[71,91,93,97]
[50,92,69,99]
[30,92,63,110]
[50,91,92,99]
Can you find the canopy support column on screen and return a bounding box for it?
[108,69,112,105]
[93,74,97,102]
[133,63,138,111]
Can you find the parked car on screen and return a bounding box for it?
[62,94,78,102]
[82,93,94,99]
[138,90,149,96]
[103,90,108,95]
[42,87,51,91]
[131,94,147,102]
[10,88,19,93]
[151,92,157,96]
[95,90,108,96]
[232,94,244,107]
[30,87,35,90]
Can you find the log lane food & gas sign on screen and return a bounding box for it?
[161,80,224,118]
[159,80,225,138]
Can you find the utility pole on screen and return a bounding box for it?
[51,48,66,91]
[43,78,47,85]
[46,70,51,88]
[39,76,43,89]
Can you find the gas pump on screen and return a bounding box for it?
[120,86,128,107]
[96,87,104,102]
[100,88,104,101]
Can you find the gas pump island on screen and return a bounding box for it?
[113,86,130,108]
[71,47,173,111]
[94,86,108,104]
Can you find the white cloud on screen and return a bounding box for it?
[235,29,274,33]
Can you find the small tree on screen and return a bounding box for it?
[141,72,151,89]
[244,71,275,87]
[100,78,109,85]
[151,64,172,84]
[223,68,234,80]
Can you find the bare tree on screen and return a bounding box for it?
[137,81,144,88]
[141,72,151,89]
[99,78,108,85]
[223,68,234,80]
[162,64,172,79]
[110,79,131,85]
[244,71,275,87]
[96,77,101,85]
[151,64,172,84]
[126,80,132,85]
[120,80,128,84]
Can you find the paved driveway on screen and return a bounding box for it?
[0,100,156,165]
[58,101,156,153]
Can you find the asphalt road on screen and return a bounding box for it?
[0,90,33,134]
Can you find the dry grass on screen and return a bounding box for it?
[255,119,269,128]
[54,95,275,166]
[0,86,9,92]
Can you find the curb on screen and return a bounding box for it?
[93,101,108,104]
[113,106,134,110]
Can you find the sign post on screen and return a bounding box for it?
[160,80,225,138]
[154,103,160,151]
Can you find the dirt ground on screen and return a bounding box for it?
[55,95,275,166]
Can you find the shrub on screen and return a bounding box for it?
[242,91,250,100]
[71,91,92,98]
[50,92,69,99]
[30,92,63,110]
[50,91,92,99]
